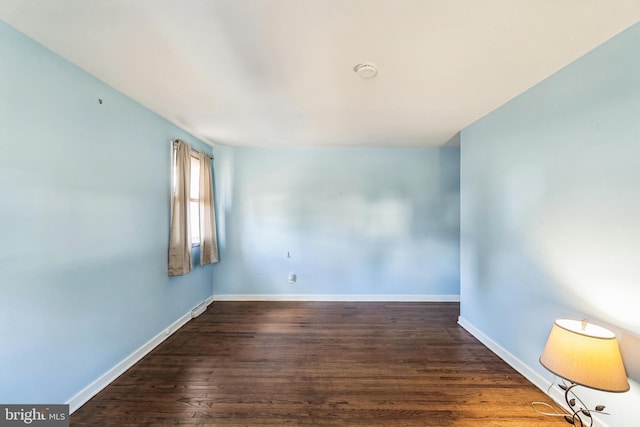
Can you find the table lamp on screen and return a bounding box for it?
[538,319,629,427]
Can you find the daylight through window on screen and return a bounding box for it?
[172,149,201,246]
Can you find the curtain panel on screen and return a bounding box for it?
[199,152,219,265]
[168,140,192,276]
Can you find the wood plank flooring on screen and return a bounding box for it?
[71,302,556,426]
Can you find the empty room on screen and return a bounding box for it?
[1,1,639,426]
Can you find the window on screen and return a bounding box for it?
[169,139,219,276]
[172,149,201,246]
[189,154,200,245]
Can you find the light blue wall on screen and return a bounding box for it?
[212,146,460,297]
[0,20,213,404]
[460,23,640,426]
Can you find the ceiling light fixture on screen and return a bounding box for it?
[353,63,377,79]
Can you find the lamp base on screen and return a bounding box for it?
[560,382,608,427]
[532,381,609,427]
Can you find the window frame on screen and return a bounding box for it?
[188,153,201,247]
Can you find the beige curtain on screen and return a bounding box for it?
[199,151,219,265]
[168,140,192,276]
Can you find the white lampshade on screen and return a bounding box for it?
[540,319,629,392]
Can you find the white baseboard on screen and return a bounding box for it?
[457,316,609,427]
[213,294,460,302]
[66,295,214,414]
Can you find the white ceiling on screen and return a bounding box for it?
[1,1,639,148]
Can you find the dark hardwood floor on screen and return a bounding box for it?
[71,302,556,426]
